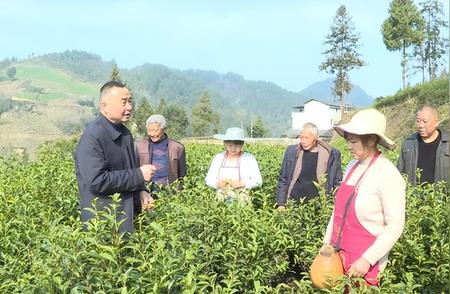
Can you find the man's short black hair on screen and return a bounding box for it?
[100,80,127,95]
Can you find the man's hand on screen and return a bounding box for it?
[140,164,156,182]
[348,257,371,278]
[140,191,155,211]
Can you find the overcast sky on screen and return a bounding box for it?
[1,0,448,98]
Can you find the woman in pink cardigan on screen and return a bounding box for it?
[322,109,406,286]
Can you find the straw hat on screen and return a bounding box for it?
[333,108,396,150]
[213,127,246,141]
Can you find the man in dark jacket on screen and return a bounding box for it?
[136,114,187,209]
[397,106,449,185]
[75,80,156,234]
[277,123,342,207]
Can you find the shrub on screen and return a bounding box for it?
[375,77,449,109]
[0,139,447,293]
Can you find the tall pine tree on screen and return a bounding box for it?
[247,115,267,138]
[131,97,154,138]
[6,67,16,80]
[191,91,220,137]
[163,104,190,139]
[319,5,365,117]
[110,63,121,81]
[382,0,425,89]
[158,98,190,139]
[157,98,168,114]
[419,0,448,81]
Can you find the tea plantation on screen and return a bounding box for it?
[0,139,447,293]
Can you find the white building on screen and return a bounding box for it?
[287,99,345,138]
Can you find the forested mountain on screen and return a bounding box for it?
[8,51,380,135]
[299,78,373,107]
[25,51,307,136]
[28,51,378,135]
[128,64,305,135]
[37,51,116,82]
[0,50,382,157]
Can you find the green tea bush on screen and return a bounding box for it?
[0,139,447,293]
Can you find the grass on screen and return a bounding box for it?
[8,63,98,101]
[17,91,64,102]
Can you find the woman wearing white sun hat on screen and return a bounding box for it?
[206,127,262,203]
[320,108,406,286]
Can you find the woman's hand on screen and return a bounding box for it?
[319,244,334,255]
[217,179,245,189]
[218,179,231,188]
[348,257,371,278]
[231,179,245,188]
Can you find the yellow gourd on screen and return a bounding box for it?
[310,245,344,289]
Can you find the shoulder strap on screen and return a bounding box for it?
[334,151,380,250]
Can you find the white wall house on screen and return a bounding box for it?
[291,99,342,133]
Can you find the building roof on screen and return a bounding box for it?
[293,98,351,110]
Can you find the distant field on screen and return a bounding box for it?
[17,91,63,101]
[6,63,98,102]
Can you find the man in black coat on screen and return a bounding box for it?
[75,80,156,233]
[397,105,449,185]
[277,123,342,208]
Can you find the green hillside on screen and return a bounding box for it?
[0,51,448,158]
[374,74,449,143]
[1,62,97,102]
[0,59,97,159]
[0,52,305,157]
[14,51,305,136]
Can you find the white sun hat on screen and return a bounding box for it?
[213,127,246,141]
[333,108,396,150]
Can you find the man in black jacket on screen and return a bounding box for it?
[75,80,155,233]
[397,106,449,185]
[276,123,342,208]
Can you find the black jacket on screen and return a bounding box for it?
[397,129,449,185]
[75,114,145,233]
[276,141,342,205]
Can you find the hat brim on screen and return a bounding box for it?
[334,124,396,150]
[213,134,246,141]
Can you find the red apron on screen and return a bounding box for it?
[330,152,380,286]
